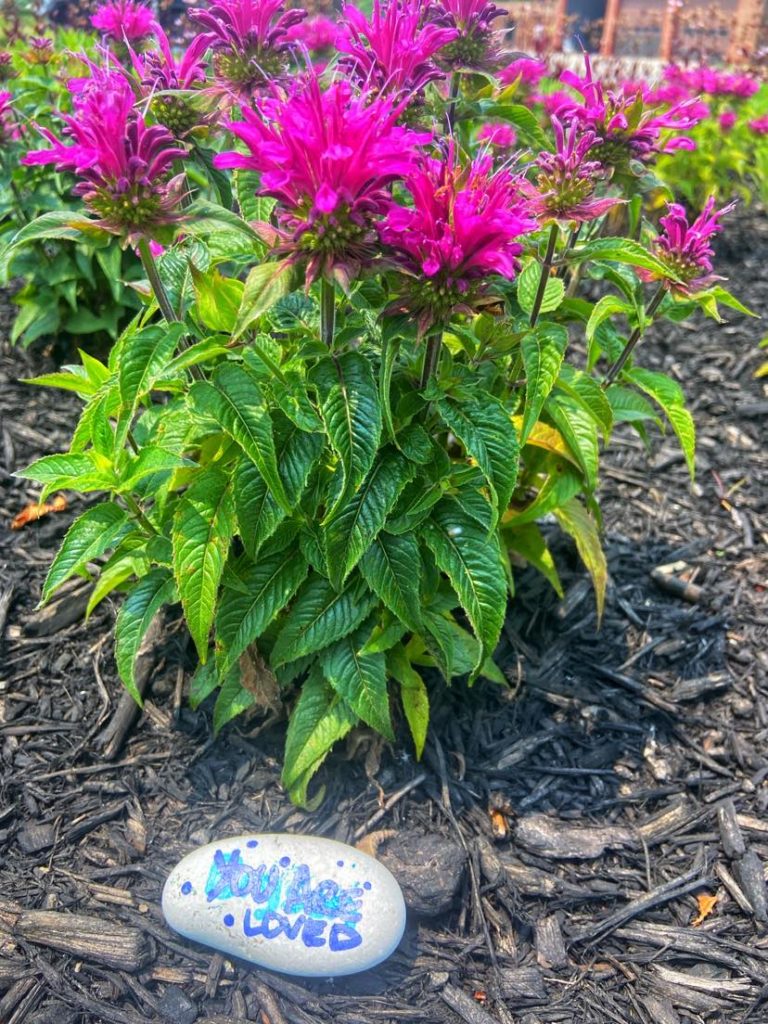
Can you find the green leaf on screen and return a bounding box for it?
[233,458,284,559]
[190,363,290,513]
[553,498,607,622]
[503,464,583,526]
[586,294,634,342]
[482,102,550,150]
[311,352,382,516]
[233,260,294,338]
[556,365,614,439]
[23,368,100,397]
[189,659,220,709]
[359,531,422,633]
[115,569,177,704]
[625,368,696,478]
[573,237,679,279]
[191,266,244,333]
[216,547,309,676]
[86,551,149,620]
[234,169,276,225]
[323,449,414,587]
[520,323,568,445]
[42,503,128,603]
[606,385,661,427]
[271,574,377,667]
[322,627,393,739]
[15,451,115,500]
[172,468,235,660]
[546,399,600,491]
[281,666,358,805]
[118,323,185,426]
[421,498,507,674]
[213,665,256,734]
[504,522,563,597]
[388,644,429,759]
[517,261,565,317]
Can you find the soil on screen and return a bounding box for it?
[0,208,766,1024]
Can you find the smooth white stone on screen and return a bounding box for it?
[162,833,406,977]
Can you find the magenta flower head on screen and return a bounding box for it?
[214,74,430,287]
[527,116,622,224]
[0,91,19,143]
[749,114,768,135]
[190,0,306,97]
[131,28,215,135]
[719,109,737,133]
[559,55,702,171]
[428,0,508,71]
[337,0,458,102]
[285,14,341,56]
[645,197,735,295]
[23,69,186,246]
[663,64,759,100]
[380,146,536,333]
[498,57,547,88]
[91,0,158,44]
[478,122,516,148]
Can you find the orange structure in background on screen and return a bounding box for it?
[505,0,768,62]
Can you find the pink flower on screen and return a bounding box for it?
[285,14,340,52]
[478,122,516,148]
[91,0,157,42]
[428,0,507,70]
[215,74,430,286]
[719,109,737,132]
[648,197,735,295]
[526,116,622,224]
[663,64,759,99]
[23,67,185,245]
[559,55,703,169]
[337,0,458,100]
[381,146,536,332]
[131,28,215,134]
[190,0,306,96]
[749,114,768,135]
[0,90,19,142]
[498,57,547,88]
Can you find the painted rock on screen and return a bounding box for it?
[162,834,406,977]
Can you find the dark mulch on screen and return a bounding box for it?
[0,209,766,1024]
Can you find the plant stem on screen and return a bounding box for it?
[420,332,442,390]
[138,237,180,324]
[321,277,335,348]
[603,285,666,387]
[529,223,559,327]
[124,493,157,535]
[447,73,460,132]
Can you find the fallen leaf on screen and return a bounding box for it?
[239,646,282,714]
[355,829,397,858]
[11,495,67,530]
[692,892,718,926]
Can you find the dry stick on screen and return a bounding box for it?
[603,284,666,386]
[529,222,559,327]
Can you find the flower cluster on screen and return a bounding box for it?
[91,0,158,44]
[132,28,214,135]
[498,56,547,88]
[749,115,768,135]
[215,74,430,286]
[663,64,760,100]
[337,0,457,102]
[429,0,507,71]
[527,117,622,224]
[190,0,306,97]
[558,56,702,171]
[648,197,735,295]
[23,67,185,245]
[381,147,536,332]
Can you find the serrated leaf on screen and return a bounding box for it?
[556,365,614,438]
[191,265,244,333]
[189,659,220,709]
[625,368,696,478]
[359,531,422,633]
[86,550,149,620]
[213,665,256,734]
[503,464,584,526]
[573,237,679,278]
[311,352,382,516]
[190,363,290,513]
[15,451,115,500]
[321,628,393,739]
[553,498,607,622]
[421,498,507,674]
[547,398,600,491]
[42,503,128,603]
[281,666,359,801]
[216,548,309,676]
[172,468,235,660]
[387,644,429,758]
[586,294,634,342]
[233,259,293,338]
[605,385,661,426]
[234,169,276,225]
[504,522,563,597]
[115,569,177,704]
[271,574,377,667]
[520,323,568,445]
[323,449,414,587]
[118,323,185,420]
[119,446,196,491]
[517,261,565,317]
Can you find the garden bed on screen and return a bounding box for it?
[0,208,766,1024]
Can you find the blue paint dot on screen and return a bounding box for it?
[279,856,291,867]
[364,881,372,890]
[223,914,235,927]
[337,860,344,867]
[181,881,192,895]
[247,840,259,848]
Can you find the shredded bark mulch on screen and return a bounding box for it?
[0,209,766,1024]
